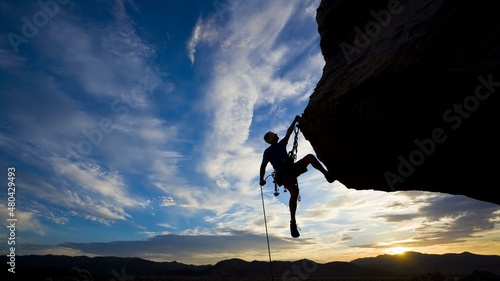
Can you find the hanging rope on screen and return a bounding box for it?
[260,177,274,281]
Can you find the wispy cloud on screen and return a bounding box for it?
[191,0,322,188]
[187,15,220,65]
[187,17,203,65]
[352,194,500,250]
[0,0,177,231]
[39,12,156,100]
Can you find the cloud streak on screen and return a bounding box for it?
[352,194,500,250]
[56,231,304,264]
[187,17,203,65]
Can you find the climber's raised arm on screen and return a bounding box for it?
[283,115,301,144]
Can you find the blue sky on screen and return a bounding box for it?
[1,0,499,265]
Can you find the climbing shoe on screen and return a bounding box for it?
[290,221,300,238]
[326,171,336,183]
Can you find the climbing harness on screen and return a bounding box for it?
[260,179,274,281]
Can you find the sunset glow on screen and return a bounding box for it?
[387,247,412,255]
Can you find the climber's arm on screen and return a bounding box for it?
[283,115,301,143]
[259,153,269,186]
[259,163,267,186]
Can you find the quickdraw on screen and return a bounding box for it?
[271,124,300,198]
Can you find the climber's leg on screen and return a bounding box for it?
[296,154,336,183]
[284,176,300,238]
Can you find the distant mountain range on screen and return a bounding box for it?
[4,251,500,280]
[352,251,500,276]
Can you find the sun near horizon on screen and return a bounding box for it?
[386,247,413,255]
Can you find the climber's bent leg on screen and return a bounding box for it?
[297,154,336,183]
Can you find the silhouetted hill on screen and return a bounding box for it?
[352,251,500,276]
[4,251,500,280]
[203,258,387,278]
[6,254,210,280]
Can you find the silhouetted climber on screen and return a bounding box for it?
[259,115,335,238]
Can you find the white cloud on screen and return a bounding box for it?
[0,208,46,236]
[51,157,139,206]
[187,16,220,65]
[187,17,203,65]
[136,118,177,144]
[12,159,147,226]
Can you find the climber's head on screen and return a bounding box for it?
[264,131,278,144]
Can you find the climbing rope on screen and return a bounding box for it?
[260,177,274,281]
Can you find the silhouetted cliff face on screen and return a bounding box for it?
[301,0,499,205]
